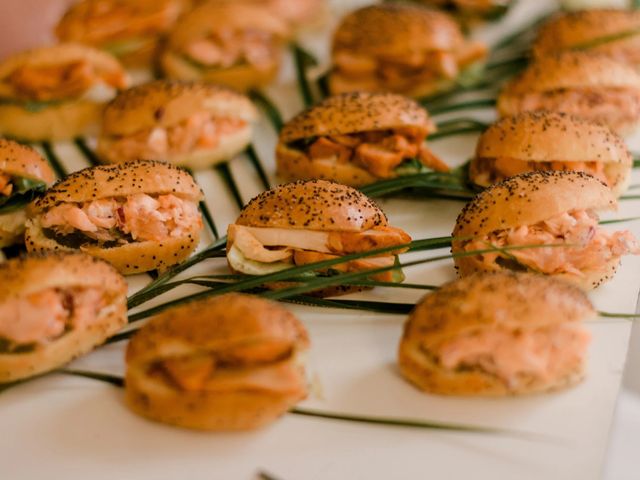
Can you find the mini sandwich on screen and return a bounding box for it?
[276,92,447,187]
[0,43,128,141]
[226,179,411,296]
[0,252,127,383]
[413,0,513,22]
[452,170,640,290]
[25,160,204,275]
[398,271,593,396]
[97,80,257,168]
[125,293,309,431]
[0,140,55,247]
[469,111,632,196]
[497,51,640,135]
[55,0,190,67]
[160,2,289,91]
[329,4,487,98]
[533,9,640,67]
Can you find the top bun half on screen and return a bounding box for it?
[0,139,55,184]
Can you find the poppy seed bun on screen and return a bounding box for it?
[236,179,388,232]
[25,160,203,274]
[160,2,288,91]
[0,252,127,383]
[277,92,436,185]
[452,170,618,290]
[125,293,309,431]
[97,81,257,167]
[470,111,632,195]
[533,10,640,65]
[0,140,55,247]
[398,271,593,396]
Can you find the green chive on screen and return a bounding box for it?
[249,90,284,132]
[41,141,67,178]
[291,43,318,107]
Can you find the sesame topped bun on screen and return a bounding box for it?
[0,252,127,383]
[125,293,310,431]
[97,80,257,168]
[25,160,204,275]
[0,43,128,141]
[452,170,639,290]
[329,4,487,98]
[533,9,640,66]
[398,271,593,396]
[497,52,640,135]
[276,92,445,186]
[470,111,632,196]
[160,2,289,91]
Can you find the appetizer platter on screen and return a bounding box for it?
[1,0,640,479]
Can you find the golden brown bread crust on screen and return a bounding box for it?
[235,179,388,232]
[533,9,640,64]
[470,111,632,195]
[0,139,54,184]
[398,272,593,396]
[0,252,127,382]
[100,80,257,136]
[125,293,309,430]
[279,92,435,143]
[332,4,464,58]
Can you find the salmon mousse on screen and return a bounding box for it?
[469,111,632,196]
[0,140,55,247]
[25,160,204,275]
[329,4,487,98]
[226,179,411,297]
[0,252,127,383]
[160,2,289,91]
[452,170,640,290]
[125,293,309,431]
[0,43,128,141]
[276,92,447,187]
[97,80,257,168]
[398,272,593,396]
[497,51,640,136]
[55,0,191,67]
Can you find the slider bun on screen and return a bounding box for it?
[0,139,55,184]
[332,5,464,58]
[0,252,127,383]
[398,271,594,396]
[533,10,640,63]
[452,170,618,289]
[236,179,388,232]
[25,160,203,274]
[471,111,632,195]
[125,293,309,430]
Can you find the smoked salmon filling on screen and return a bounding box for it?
[431,323,590,388]
[460,209,640,276]
[181,30,279,71]
[288,128,448,179]
[40,193,201,248]
[332,42,486,94]
[103,114,247,161]
[0,286,109,353]
[227,224,411,282]
[472,157,611,187]
[149,341,305,394]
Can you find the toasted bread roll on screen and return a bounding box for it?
[329,4,487,98]
[497,52,640,135]
[0,43,128,141]
[470,111,632,196]
[25,160,203,274]
[452,170,639,290]
[0,252,127,383]
[276,92,446,186]
[125,293,309,431]
[398,272,593,396]
[97,80,257,168]
[0,140,55,247]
